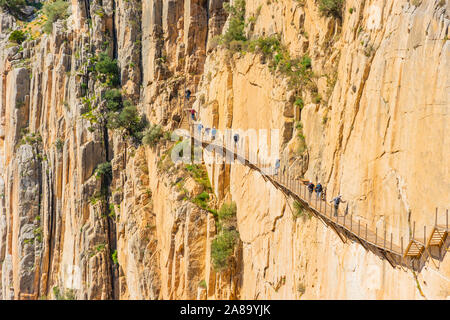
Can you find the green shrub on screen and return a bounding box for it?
[107,102,147,141]
[193,191,210,209]
[104,89,122,111]
[211,230,239,271]
[42,0,70,34]
[318,0,344,19]
[294,98,304,109]
[8,29,26,44]
[52,286,76,300]
[111,250,118,265]
[216,0,246,48]
[94,162,112,179]
[0,0,27,18]
[218,201,237,221]
[185,164,212,190]
[55,138,64,152]
[142,124,163,147]
[95,52,120,87]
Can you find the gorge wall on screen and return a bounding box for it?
[0,0,448,300]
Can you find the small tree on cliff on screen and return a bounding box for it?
[0,0,27,19]
[42,0,70,34]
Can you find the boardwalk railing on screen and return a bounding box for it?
[175,113,449,268]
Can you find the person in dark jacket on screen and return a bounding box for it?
[307,182,315,202]
[233,133,239,145]
[185,89,191,101]
[315,182,323,200]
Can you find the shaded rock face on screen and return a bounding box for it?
[0,0,448,300]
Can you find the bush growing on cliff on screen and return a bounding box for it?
[94,161,112,179]
[211,201,239,271]
[318,0,344,19]
[104,88,123,111]
[42,0,70,34]
[214,0,246,50]
[185,164,212,191]
[95,52,120,87]
[0,0,27,18]
[8,29,26,44]
[111,250,118,265]
[107,102,147,142]
[52,286,76,300]
[218,201,237,221]
[211,229,239,271]
[142,124,163,147]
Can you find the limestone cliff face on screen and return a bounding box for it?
[0,0,448,300]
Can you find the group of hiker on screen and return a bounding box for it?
[195,123,218,141]
[185,88,347,217]
[307,181,346,216]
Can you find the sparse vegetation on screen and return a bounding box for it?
[42,0,70,34]
[0,0,27,19]
[8,29,26,44]
[218,0,246,47]
[185,164,212,191]
[94,162,112,180]
[217,201,237,222]
[104,88,123,112]
[106,102,147,142]
[55,138,64,152]
[211,229,239,272]
[293,200,311,220]
[94,52,120,87]
[211,201,239,271]
[295,122,307,154]
[142,124,163,147]
[53,286,76,300]
[318,0,344,19]
[111,249,118,265]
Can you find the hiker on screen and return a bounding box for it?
[307,182,315,202]
[197,123,203,134]
[211,128,217,140]
[330,195,346,217]
[233,133,239,145]
[315,182,323,200]
[185,89,191,101]
[274,159,280,175]
[190,108,196,120]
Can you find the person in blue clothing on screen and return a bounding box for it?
[185,89,191,101]
[274,159,280,175]
[211,128,217,140]
[315,182,323,200]
[330,195,346,217]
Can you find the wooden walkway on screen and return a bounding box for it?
[176,113,449,267]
